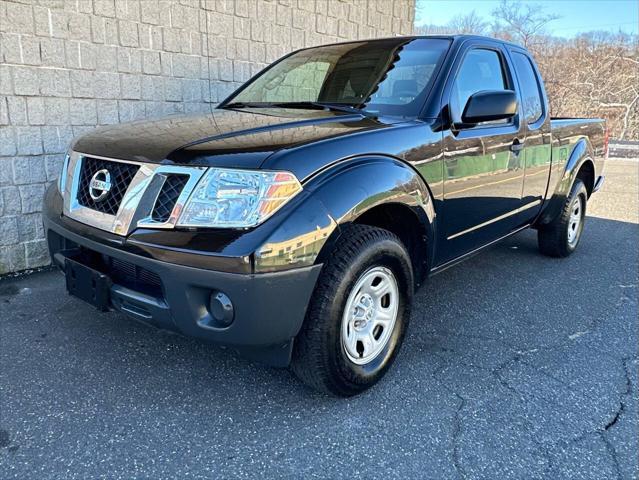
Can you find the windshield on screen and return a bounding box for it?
[225,38,451,117]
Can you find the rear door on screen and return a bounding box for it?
[509,48,552,217]
[440,41,526,261]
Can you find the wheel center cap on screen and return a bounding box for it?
[352,294,376,331]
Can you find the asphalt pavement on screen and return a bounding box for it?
[1,159,637,479]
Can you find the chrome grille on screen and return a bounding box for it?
[77,157,139,215]
[151,174,189,222]
[64,152,207,236]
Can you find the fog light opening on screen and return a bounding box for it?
[209,291,234,327]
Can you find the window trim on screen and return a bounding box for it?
[448,46,518,132]
[511,50,546,128]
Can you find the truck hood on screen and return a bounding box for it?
[72,108,399,169]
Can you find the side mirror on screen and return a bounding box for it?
[460,90,517,125]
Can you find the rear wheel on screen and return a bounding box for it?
[538,178,588,257]
[291,225,413,396]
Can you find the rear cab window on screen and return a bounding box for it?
[512,52,544,125]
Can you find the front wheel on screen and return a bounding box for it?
[291,225,414,396]
[538,178,588,257]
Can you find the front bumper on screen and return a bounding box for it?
[43,188,322,367]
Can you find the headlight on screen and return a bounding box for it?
[58,153,71,196]
[177,168,302,228]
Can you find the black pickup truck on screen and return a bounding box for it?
[43,35,607,396]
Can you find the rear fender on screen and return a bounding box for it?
[537,138,594,226]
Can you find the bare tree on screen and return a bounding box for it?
[413,0,638,139]
[491,0,560,48]
[537,31,639,139]
[414,23,452,35]
[415,11,487,36]
[448,11,488,35]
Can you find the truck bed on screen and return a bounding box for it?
[550,117,607,191]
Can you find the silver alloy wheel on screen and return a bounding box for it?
[567,194,584,247]
[341,266,399,365]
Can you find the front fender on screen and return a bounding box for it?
[537,138,594,226]
[254,155,435,273]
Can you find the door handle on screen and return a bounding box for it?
[510,140,524,153]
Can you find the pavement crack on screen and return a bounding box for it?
[605,357,633,432]
[599,356,635,480]
[491,354,521,391]
[600,432,623,480]
[431,362,470,480]
[604,404,624,431]
[492,356,556,473]
[451,393,468,480]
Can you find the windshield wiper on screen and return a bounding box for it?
[222,101,374,117]
[270,101,371,116]
[221,101,273,109]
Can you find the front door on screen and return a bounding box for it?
[440,45,526,261]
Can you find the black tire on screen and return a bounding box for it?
[291,224,414,396]
[538,178,588,257]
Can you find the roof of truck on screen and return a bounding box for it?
[305,34,524,51]
[413,34,523,48]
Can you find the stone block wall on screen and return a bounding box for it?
[0,0,415,273]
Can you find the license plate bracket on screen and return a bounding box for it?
[64,257,112,311]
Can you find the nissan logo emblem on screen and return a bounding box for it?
[89,169,112,202]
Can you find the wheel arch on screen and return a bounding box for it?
[537,138,596,226]
[310,155,436,286]
[575,159,595,198]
